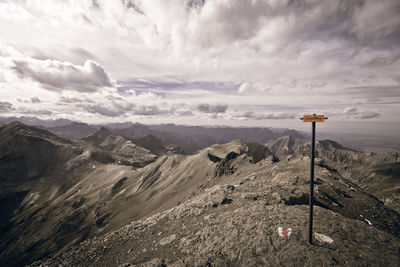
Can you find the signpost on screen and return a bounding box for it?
[300,114,328,244]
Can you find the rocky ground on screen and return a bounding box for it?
[31,147,400,266]
[267,135,400,213]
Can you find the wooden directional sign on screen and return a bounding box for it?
[300,114,328,122]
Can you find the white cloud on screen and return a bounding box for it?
[12,59,115,93]
[0,1,399,125]
[231,111,297,121]
[343,107,359,116]
[355,111,380,119]
[238,82,270,94]
[328,107,381,120]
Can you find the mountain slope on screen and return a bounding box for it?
[47,122,98,140]
[0,117,73,128]
[0,123,171,265]
[0,123,272,266]
[82,127,113,145]
[32,147,400,266]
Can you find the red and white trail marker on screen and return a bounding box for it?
[278,227,292,239]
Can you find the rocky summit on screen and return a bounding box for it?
[0,122,399,266]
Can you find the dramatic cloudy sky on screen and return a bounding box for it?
[0,0,399,131]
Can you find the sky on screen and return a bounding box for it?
[0,0,399,132]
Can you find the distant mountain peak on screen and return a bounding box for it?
[1,121,59,139]
[317,139,351,151]
[98,126,112,134]
[6,120,24,127]
[70,122,90,126]
[83,127,112,144]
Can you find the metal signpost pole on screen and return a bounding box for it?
[300,114,327,245]
[309,120,316,244]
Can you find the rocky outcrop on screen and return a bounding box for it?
[267,135,400,212]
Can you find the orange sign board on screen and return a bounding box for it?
[301,115,327,122]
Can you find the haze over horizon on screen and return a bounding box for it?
[1,0,400,134]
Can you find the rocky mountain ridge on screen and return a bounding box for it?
[266,135,400,212]
[0,122,399,266]
[2,116,305,154]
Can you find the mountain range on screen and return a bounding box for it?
[0,116,305,154]
[0,120,399,266]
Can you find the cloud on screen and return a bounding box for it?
[346,85,400,98]
[134,105,168,116]
[78,102,175,117]
[17,97,42,104]
[332,107,380,119]
[0,1,399,125]
[351,0,400,41]
[363,54,400,68]
[232,111,296,120]
[343,107,359,116]
[366,97,381,103]
[197,104,227,114]
[78,102,135,117]
[177,110,193,116]
[12,59,115,93]
[30,97,41,103]
[355,111,380,119]
[18,108,53,116]
[59,96,94,104]
[0,101,14,111]
[238,82,270,94]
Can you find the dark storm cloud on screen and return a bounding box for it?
[197,104,227,114]
[12,59,114,93]
[0,101,14,112]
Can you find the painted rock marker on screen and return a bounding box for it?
[278,227,292,238]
